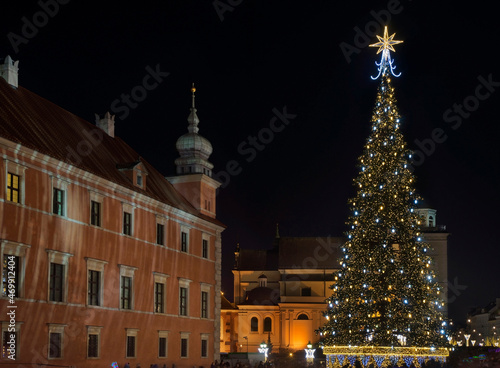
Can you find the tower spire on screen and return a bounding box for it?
[187,83,200,133]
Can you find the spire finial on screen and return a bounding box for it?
[369,26,403,80]
[191,83,196,109]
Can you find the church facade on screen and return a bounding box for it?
[0,56,224,367]
[221,212,448,354]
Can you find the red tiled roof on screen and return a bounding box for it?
[0,77,223,227]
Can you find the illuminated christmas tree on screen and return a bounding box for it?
[319,27,449,363]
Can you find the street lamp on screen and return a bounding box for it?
[243,336,248,353]
[305,341,316,362]
[258,341,269,360]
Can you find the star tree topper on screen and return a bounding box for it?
[369,26,403,79]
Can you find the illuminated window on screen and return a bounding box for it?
[6,173,20,203]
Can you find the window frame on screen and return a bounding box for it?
[250,317,259,332]
[1,241,30,299]
[125,328,139,359]
[178,278,192,316]
[180,332,190,358]
[6,173,21,203]
[180,229,189,253]
[123,211,132,236]
[156,223,165,245]
[263,317,272,333]
[1,321,22,360]
[200,333,209,358]
[90,200,101,227]
[158,330,169,358]
[4,161,26,205]
[86,258,107,307]
[154,272,169,314]
[119,265,137,310]
[48,324,66,359]
[46,250,73,303]
[86,326,102,359]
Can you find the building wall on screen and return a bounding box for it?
[0,138,223,367]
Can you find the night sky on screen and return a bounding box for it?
[1,1,499,326]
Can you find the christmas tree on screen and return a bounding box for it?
[319,27,448,350]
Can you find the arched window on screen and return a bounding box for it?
[251,317,258,332]
[428,216,435,227]
[263,317,272,332]
[297,313,309,320]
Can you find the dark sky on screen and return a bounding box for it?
[1,1,499,326]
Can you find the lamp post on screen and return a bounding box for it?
[243,336,248,353]
[258,341,269,361]
[305,341,315,363]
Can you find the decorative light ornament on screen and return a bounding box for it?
[369,26,403,79]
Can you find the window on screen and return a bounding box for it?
[121,276,132,309]
[49,332,62,358]
[2,321,21,359]
[202,239,208,258]
[3,255,19,297]
[155,283,165,313]
[180,333,190,358]
[157,223,165,245]
[201,291,208,318]
[90,201,101,226]
[2,241,30,299]
[180,287,187,316]
[47,250,72,303]
[123,212,132,235]
[6,173,20,203]
[119,265,137,310]
[48,324,66,359]
[86,326,102,358]
[181,231,188,252]
[136,174,143,187]
[158,331,168,358]
[251,317,258,332]
[263,317,272,332]
[49,263,64,302]
[88,270,100,306]
[297,313,309,320]
[301,287,311,296]
[125,329,139,358]
[86,258,107,307]
[178,278,191,316]
[201,334,209,358]
[52,188,65,216]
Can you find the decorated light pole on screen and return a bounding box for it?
[305,341,316,363]
[258,341,268,361]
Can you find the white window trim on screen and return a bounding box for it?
[200,333,210,358]
[180,226,190,253]
[122,202,135,236]
[178,278,192,317]
[125,328,139,358]
[158,330,169,359]
[89,191,104,227]
[5,160,27,205]
[180,331,190,358]
[47,323,67,359]
[153,272,169,314]
[155,215,168,246]
[50,176,69,217]
[1,321,23,359]
[86,325,103,359]
[85,258,107,307]
[119,265,137,310]
[46,250,73,303]
[202,233,210,259]
[200,283,212,319]
[1,241,30,299]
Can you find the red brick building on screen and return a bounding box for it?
[0,56,224,368]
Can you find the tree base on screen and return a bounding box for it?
[323,346,449,367]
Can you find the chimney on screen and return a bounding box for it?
[0,56,19,88]
[95,112,115,137]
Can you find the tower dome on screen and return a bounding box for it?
[175,84,214,176]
